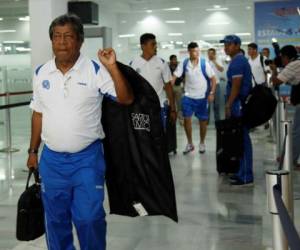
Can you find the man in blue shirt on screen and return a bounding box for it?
[220,35,253,186]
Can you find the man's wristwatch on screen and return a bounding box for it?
[209,91,215,95]
[28,148,38,154]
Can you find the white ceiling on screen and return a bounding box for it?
[0,0,297,57]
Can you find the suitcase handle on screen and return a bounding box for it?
[25,169,40,190]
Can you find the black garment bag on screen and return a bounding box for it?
[102,62,178,222]
[16,169,44,241]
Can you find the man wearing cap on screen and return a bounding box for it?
[220,35,253,186]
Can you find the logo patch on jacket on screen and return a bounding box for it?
[131,113,150,132]
[42,80,50,89]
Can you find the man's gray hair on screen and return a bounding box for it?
[49,14,84,43]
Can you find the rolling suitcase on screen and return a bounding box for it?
[215,117,243,174]
[165,106,177,154]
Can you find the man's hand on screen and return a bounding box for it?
[170,110,177,123]
[27,154,38,170]
[225,105,231,118]
[98,48,117,68]
[208,94,215,103]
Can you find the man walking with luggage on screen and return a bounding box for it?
[172,42,216,154]
[26,14,133,250]
[220,35,253,186]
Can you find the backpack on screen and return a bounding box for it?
[182,58,211,97]
[259,54,266,74]
[242,82,277,128]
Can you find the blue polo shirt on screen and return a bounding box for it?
[226,53,252,101]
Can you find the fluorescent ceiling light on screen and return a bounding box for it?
[19,16,30,21]
[164,7,180,11]
[203,34,224,37]
[235,33,251,36]
[246,6,251,10]
[208,21,230,25]
[137,16,159,25]
[0,30,16,33]
[0,18,3,21]
[214,5,221,8]
[175,41,183,45]
[146,10,152,13]
[3,40,25,44]
[206,7,228,11]
[16,47,31,52]
[241,41,251,45]
[120,20,127,24]
[168,33,183,36]
[118,34,135,38]
[165,20,185,24]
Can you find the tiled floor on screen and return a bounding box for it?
[0,107,300,250]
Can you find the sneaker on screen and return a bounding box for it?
[229,175,239,181]
[230,179,254,186]
[199,143,206,154]
[183,144,194,154]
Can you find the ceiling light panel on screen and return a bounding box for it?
[3,40,25,44]
[208,22,230,25]
[206,8,228,11]
[165,20,185,24]
[118,34,136,38]
[163,7,180,11]
[168,33,183,36]
[203,34,224,37]
[0,30,16,33]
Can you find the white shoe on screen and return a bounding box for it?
[183,144,194,154]
[199,143,206,154]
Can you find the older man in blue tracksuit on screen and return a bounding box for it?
[220,35,253,186]
[26,14,133,250]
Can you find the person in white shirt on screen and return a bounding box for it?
[271,45,300,170]
[248,43,268,85]
[172,42,217,154]
[207,48,224,122]
[26,14,133,250]
[129,33,176,127]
